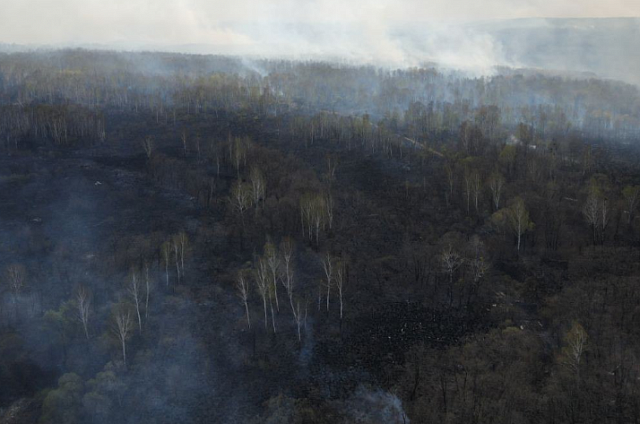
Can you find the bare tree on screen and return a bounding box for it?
[144,262,151,320]
[300,193,327,243]
[601,196,610,241]
[623,185,640,224]
[294,299,303,342]
[76,285,91,340]
[236,269,251,329]
[128,270,143,333]
[112,305,133,368]
[472,172,481,213]
[231,181,253,228]
[141,136,154,159]
[445,162,455,206]
[304,297,309,331]
[249,166,266,206]
[6,264,26,320]
[507,197,533,252]
[264,242,281,312]
[317,280,322,312]
[466,236,489,305]
[326,154,338,185]
[324,191,334,230]
[268,280,277,333]
[254,258,270,330]
[463,169,472,214]
[300,193,313,239]
[441,245,462,285]
[161,241,172,288]
[311,195,327,243]
[175,231,188,280]
[441,245,463,306]
[488,172,504,210]
[321,253,334,312]
[582,193,600,245]
[172,235,181,283]
[181,130,188,157]
[280,238,296,317]
[232,137,248,177]
[561,321,588,388]
[336,260,346,320]
[469,254,488,285]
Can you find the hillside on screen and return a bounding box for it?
[1,50,640,423]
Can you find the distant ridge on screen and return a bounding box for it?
[478,18,640,85]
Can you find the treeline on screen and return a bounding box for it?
[1,50,640,144]
[0,105,105,149]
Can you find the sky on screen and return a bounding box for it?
[1,0,638,47]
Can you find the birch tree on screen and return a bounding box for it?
[232,137,248,177]
[236,269,251,329]
[488,172,504,210]
[76,285,91,340]
[300,193,313,239]
[254,258,270,330]
[181,130,188,157]
[249,166,266,206]
[336,260,346,320]
[112,304,133,368]
[264,242,280,312]
[600,195,610,242]
[231,181,253,228]
[171,235,182,283]
[466,237,489,306]
[6,264,26,320]
[492,197,534,252]
[463,169,472,214]
[623,185,640,225]
[317,280,323,312]
[472,172,481,213]
[161,241,171,288]
[144,262,151,320]
[300,193,327,243]
[311,195,327,243]
[142,136,154,159]
[560,321,588,388]
[175,231,188,280]
[326,154,338,185]
[440,245,463,306]
[321,253,334,312]
[294,299,303,342]
[582,192,601,245]
[128,270,143,333]
[507,197,533,252]
[444,162,455,206]
[280,237,296,317]
[268,280,277,333]
[324,191,334,230]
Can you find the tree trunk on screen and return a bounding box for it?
[121,339,127,368]
[244,301,251,329]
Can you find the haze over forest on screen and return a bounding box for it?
[1,1,640,424]
[2,1,640,84]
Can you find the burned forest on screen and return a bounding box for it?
[1,47,640,424]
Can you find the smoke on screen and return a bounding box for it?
[216,20,510,74]
[337,385,410,424]
[1,0,638,77]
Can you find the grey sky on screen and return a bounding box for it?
[1,0,638,46]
